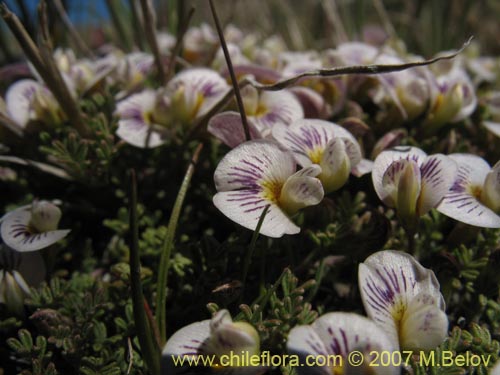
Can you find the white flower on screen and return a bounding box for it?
[1,200,70,252]
[358,250,448,351]
[115,90,168,148]
[437,154,500,228]
[272,119,362,193]
[287,312,398,375]
[0,269,30,316]
[5,79,64,129]
[162,309,264,374]
[213,140,324,238]
[372,146,457,230]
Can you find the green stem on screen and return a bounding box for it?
[128,169,160,375]
[139,0,166,85]
[241,205,270,286]
[155,143,203,344]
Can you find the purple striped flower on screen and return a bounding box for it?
[359,250,448,351]
[272,119,362,193]
[162,309,264,374]
[372,146,457,230]
[213,140,324,238]
[1,201,70,252]
[287,312,398,375]
[437,154,500,228]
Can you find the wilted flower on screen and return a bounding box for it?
[213,140,324,238]
[1,200,70,252]
[162,309,264,374]
[287,312,398,375]
[272,119,362,193]
[372,146,457,231]
[437,154,500,228]
[359,250,448,350]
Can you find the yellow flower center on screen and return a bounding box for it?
[261,179,283,203]
[308,147,324,164]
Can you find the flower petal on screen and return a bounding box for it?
[279,173,324,215]
[290,86,327,119]
[351,158,374,177]
[161,319,211,373]
[5,79,40,128]
[1,207,70,252]
[437,154,500,228]
[214,140,295,192]
[213,193,299,238]
[380,159,420,208]
[288,312,399,375]
[320,138,356,192]
[372,146,427,204]
[272,119,357,168]
[483,121,500,138]
[250,90,304,136]
[417,154,457,215]
[358,250,446,350]
[399,291,448,350]
[208,111,262,148]
[166,68,230,119]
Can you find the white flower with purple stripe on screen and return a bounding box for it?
[359,250,448,351]
[213,140,324,238]
[272,119,362,193]
[115,90,168,148]
[1,201,70,252]
[165,68,230,124]
[287,312,398,375]
[162,309,264,374]
[437,154,500,228]
[372,146,457,230]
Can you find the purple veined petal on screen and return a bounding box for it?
[358,250,445,350]
[115,90,165,148]
[483,121,500,138]
[116,118,165,148]
[166,68,230,119]
[279,174,324,215]
[448,69,477,123]
[437,154,500,228]
[481,161,500,212]
[213,192,299,238]
[380,159,419,207]
[351,158,374,177]
[291,164,322,178]
[208,111,263,148]
[372,146,427,204]
[5,79,40,128]
[286,325,331,375]
[290,86,328,119]
[161,319,211,373]
[371,129,408,160]
[320,138,353,193]
[250,90,304,137]
[288,313,399,375]
[398,291,448,350]
[272,119,356,167]
[1,208,70,252]
[417,154,457,216]
[214,140,295,192]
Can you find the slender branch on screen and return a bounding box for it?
[128,0,145,50]
[165,6,195,82]
[105,0,132,51]
[155,144,203,344]
[208,0,251,141]
[51,0,95,57]
[247,37,473,91]
[139,0,166,85]
[128,169,160,375]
